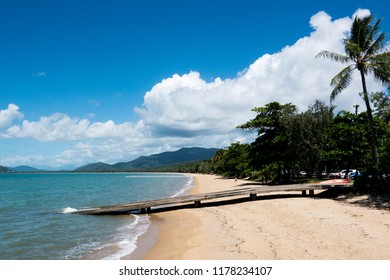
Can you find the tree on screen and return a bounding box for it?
[323,111,371,172]
[213,142,250,178]
[238,102,299,183]
[371,90,390,123]
[316,14,390,171]
[300,100,335,175]
[370,91,390,176]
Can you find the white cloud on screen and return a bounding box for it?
[88,99,100,107]
[3,113,149,142]
[32,72,47,77]
[4,113,90,141]
[353,8,371,19]
[135,9,383,141]
[0,104,24,129]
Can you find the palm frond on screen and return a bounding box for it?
[318,14,389,103]
[365,32,386,58]
[315,50,350,63]
[350,15,373,48]
[365,17,383,50]
[330,65,354,101]
[370,52,390,84]
[344,40,361,58]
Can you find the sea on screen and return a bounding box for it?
[0,172,193,260]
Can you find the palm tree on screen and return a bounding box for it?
[316,14,390,169]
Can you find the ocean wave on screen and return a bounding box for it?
[62,214,151,260]
[60,207,101,214]
[60,174,191,259]
[125,175,186,178]
[60,207,78,214]
[171,175,194,197]
[64,239,106,260]
[101,214,151,260]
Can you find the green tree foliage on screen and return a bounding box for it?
[238,102,298,183]
[236,101,333,183]
[371,91,390,174]
[213,142,250,178]
[297,100,334,176]
[323,111,371,172]
[196,98,390,190]
[371,91,390,123]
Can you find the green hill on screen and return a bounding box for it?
[74,162,116,172]
[74,147,218,172]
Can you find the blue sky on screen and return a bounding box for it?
[1,0,389,169]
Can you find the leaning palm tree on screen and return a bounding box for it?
[316,14,390,169]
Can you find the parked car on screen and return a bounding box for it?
[339,170,347,178]
[329,171,341,178]
[339,169,357,179]
[348,171,362,180]
[329,169,357,179]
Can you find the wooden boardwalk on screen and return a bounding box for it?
[73,182,352,215]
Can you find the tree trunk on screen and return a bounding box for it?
[360,70,381,168]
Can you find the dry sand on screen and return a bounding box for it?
[142,174,390,260]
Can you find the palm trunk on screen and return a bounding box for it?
[360,70,380,167]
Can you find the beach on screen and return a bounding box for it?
[140,174,390,260]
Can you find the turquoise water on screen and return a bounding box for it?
[0,173,192,260]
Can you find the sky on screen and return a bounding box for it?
[1,0,390,169]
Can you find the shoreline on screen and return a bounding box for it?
[122,173,198,260]
[130,174,390,260]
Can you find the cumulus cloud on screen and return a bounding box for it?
[3,113,148,142]
[135,9,383,141]
[0,104,24,129]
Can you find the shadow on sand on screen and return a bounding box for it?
[148,188,390,214]
[148,193,306,214]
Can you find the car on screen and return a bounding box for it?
[329,171,341,178]
[299,171,307,176]
[348,171,362,180]
[340,169,356,179]
[339,170,347,178]
[328,169,357,179]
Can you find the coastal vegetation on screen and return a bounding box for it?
[181,94,389,191]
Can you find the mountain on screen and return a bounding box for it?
[10,166,46,172]
[0,166,11,173]
[75,147,218,172]
[74,162,115,172]
[32,164,77,171]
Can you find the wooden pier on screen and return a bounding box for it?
[72,182,352,215]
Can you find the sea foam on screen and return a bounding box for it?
[61,207,78,214]
[101,214,151,260]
